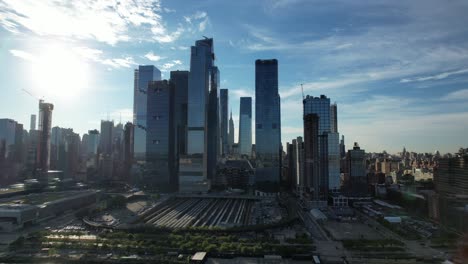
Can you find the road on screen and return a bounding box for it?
[354,208,448,261]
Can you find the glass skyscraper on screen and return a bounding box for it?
[303,95,340,197]
[239,97,252,156]
[255,59,282,187]
[146,80,176,191]
[37,100,54,177]
[303,95,331,134]
[207,66,220,181]
[179,38,215,192]
[170,70,189,156]
[220,89,228,156]
[133,65,161,162]
[228,111,235,153]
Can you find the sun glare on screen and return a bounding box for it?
[30,44,90,102]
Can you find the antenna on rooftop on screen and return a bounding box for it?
[301,84,305,100]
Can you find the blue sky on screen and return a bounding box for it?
[1,0,468,153]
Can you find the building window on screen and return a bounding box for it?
[257,124,262,129]
[153,115,161,120]
[153,140,160,144]
[272,123,277,129]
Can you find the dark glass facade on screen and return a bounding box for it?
[179,38,215,192]
[133,65,161,162]
[146,80,176,191]
[239,97,252,156]
[37,100,54,177]
[304,114,320,199]
[220,89,228,156]
[255,59,281,186]
[207,66,220,181]
[170,70,189,156]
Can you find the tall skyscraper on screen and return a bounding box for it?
[207,66,220,181]
[255,59,281,187]
[347,142,367,196]
[228,111,235,152]
[330,103,338,133]
[303,95,330,134]
[433,150,468,232]
[87,129,100,155]
[327,132,340,191]
[304,114,320,199]
[37,100,54,177]
[30,114,36,131]
[295,137,304,192]
[100,120,114,156]
[340,135,346,158]
[146,80,176,191]
[133,65,161,163]
[0,119,17,161]
[239,97,252,156]
[303,95,340,197]
[179,38,215,192]
[220,89,228,156]
[123,122,134,182]
[99,120,114,180]
[170,70,189,156]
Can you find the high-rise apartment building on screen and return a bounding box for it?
[37,100,54,177]
[303,95,340,197]
[433,151,468,232]
[30,114,36,131]
[347,142,367,196]
[100,120,114,156]
[123,122,134,182]
[133,65,161,162]
[146,80,177,191]
[0,119,17,161]
[179,38,216,192]
[304,114,320,199]
[330,103,338,133]
[255,59,281,187]
[220,89,228,156]
[87,129,100,155]
[239,97,252,156]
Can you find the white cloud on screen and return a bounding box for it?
[0,0,181,45]
[441,89,468,101]
[400,68,468,83]
[183,11,209,33]
[163,7,176,13]
[144,51,163,61]
[193,11,207,19]
[231,88,254,98]
[178,46,189,50]
[9,49,35,61]
[72,46,137,68]
[199,17,209,32]
[173,60,182,65]
[101,57,137,68]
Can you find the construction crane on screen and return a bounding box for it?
[21,88,43,101]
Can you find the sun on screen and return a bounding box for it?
[30,44,90,102]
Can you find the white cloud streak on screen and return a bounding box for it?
[144,51,163,61]
[0,0,181,45]
[9,49,36,61]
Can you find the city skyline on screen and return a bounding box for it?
[1,0,468,153]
